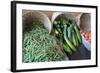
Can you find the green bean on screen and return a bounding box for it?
[23,23,66,63]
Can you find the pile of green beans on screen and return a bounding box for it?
[23,23,66,63]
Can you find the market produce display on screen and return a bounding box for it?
[53,16,82,54]
[23,23,66,63]
[22,11,91,62]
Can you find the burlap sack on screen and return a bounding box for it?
[80,13,91,31]
[52,12,82,27]
[22,10,52,33]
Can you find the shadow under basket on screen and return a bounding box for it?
[66,44,91,60]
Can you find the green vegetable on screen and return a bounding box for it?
[67,24,74,38]
[23,23,66,63]
[72,30,77,47]
[63,42,72,54]
[53,16,82,54]
[74,25,82,44]
[63,25,76,51]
